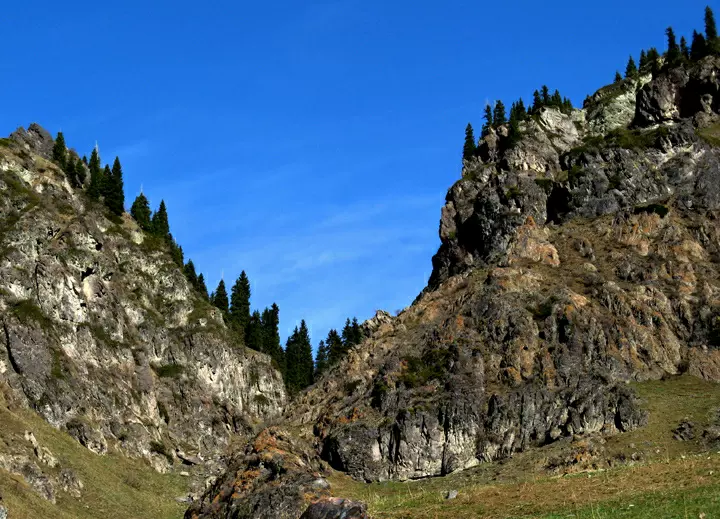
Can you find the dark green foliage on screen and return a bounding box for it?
[74,160,86,186]
[531,90,542,113]
[614,71,623,83]
[196,273,209,300]
[481,104,494,136]
[101,165,112,201]
[639,50,648,71]
[529,86,572,115]
[399,348,452,388]
[625,56,639,79]
[105,157,125,216]
[666,27,682,66]
[261,304,285,377]
[707,5,718,42]
[87,148,103,199]
[229,271,251,335]
[462,123,476,162]
[493,100,507,126]
[284,320,314,394]
[168,235,183,268]
[183,260,198,287]
[341,317,364,349]
[326,329,345,366]
[681,36,690,60]
[245,310,265,352]
[151,200,170,238]
[646,48,661,75]
[52,132,67,168]
[212,279,229,315]
[314,339,330,378]
[692,30,708,60]
[541,85,550,104]
[130,194,153,231]
[64,157,78,188]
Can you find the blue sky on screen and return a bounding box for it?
[1,0,712,348]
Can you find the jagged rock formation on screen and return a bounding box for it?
[189,55,720,518]
[0,130,286,489]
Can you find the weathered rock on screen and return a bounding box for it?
[673,420,696,441]
[0,504,7,519]
[300,498,370,519]
[586,75,651,135]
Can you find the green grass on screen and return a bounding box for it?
[697,122,720,147]
[328,375,720,519]
[0,387,188,519]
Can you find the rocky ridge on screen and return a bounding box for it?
[188,56,720,518]
[0,130,286,500]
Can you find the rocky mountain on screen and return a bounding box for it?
[0,128,286,500]
[187,56,720,518]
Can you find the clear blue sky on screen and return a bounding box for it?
[1,0,711,348]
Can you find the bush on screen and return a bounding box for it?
[399,348,453,388]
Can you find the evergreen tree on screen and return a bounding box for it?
[100,165,112,201]
[639,49,648,72]
[52,132,67,168]
[350,317,364,344]
[82,155,88,165]
[531,90,542,114]
[692,30,708,60]
[707,5,718,44]
[297,320,314,389]
[481,104,494,136]
[541,85,550,104]
[326,329,345,366]
[681,36,690,60]
[614,71,623,83]
[87,147,103,199]
[260,304,285,377]
[130,193,153,231]
[285,321,314,393]
[75,160,86,187]
[105,157,125,216]
[151,200,170,238]
[550,90,562,107]
[168,236,183,268]
[212,279,229,315]
[492,100,507,126]
[196,274,209,300]
[246,310,265,352]
[516,98,527,119]
[183,260,198,287]
[229,271,251,335]
[562,97,573,114]
[462,123,476,162]
[666,27,682,66]
[625,56,638,79]
[315,340,329,378]
[64,157,78,188]
[646,47,661,75]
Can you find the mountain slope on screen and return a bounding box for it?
[187,56,720,519]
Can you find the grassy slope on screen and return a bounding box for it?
[0,387,188,519]
[328,376,720,519]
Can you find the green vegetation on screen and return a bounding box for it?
[10,299,52,329]
[328,376,720,519]
[104,157,125,216]
[130,193,152,231]
[52,132,67,168]
[284,320,314,394]
[399,348,452,388]
[697,121,720,146]
[228,270,251,336]
[462,123,476,162]
[211,279,229,316]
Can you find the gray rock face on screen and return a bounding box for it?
[0,135,286,473]
[300,498,370,519]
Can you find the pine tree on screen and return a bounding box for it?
[541,85,550,104]
[75,160,86,187]
[666,27,682,66]
[100,165,112,201]
[196,274,209,300]
[550,90,562,107]
[625,56,638,79]
[681,36,690,60]
[64,157,78,188]
[229,271,251,335]
[82,155,88,165]
[151,200,170,238]
[462,123,476,162]
[105,157,125,216]
[212,279,229,315]
[260,304,285,377]
[297,320,314,389]
[614,71,623,83]
[246,310,265,352]
[350,317,363,345]
[87,147,103,199]
[493,100,507,126]
[285,321,314,393]
[325,329,345,366]
[168,235,183,267]
[706,5,718,45]
[516,98,527,119]
[646,48,661,75]
[130,194,153,231]
[315,340,329,378]
[692,30,708,60]
[183,260,198,287]
[639,49,648,72]
[481,104,494,136]
[531,90,542,114]
[562,97,573,114]
[52,132,67,168]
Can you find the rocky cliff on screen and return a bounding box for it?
[188,56,720,518]
[0,128,286,494]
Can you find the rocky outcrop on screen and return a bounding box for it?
[0,134,286,479]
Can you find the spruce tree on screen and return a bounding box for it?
[481,104,494,136]
[246,310,265,352]
[64,157,77,188]
[100,165,112,201]
[666,27,682,66]
[212,279,229,315]
[541,85,550,104]
[681,36,690,60]
[87,148,103,199]
[284,328,300,393]
[516,98,526,119]
[75,160,86,187]
[297,320,314,389]
[614,71,623,83]
[531,90,542,114]
[168,236,183,267]
[639,50,648,72]
[130,194,153,231]
[493,100,507,126]
[706,5,718,45]
[151,200,170,238]
[350,317,363,344]
[326,329,344,366]
[105,157,125,216]
[692,30,708,60]
[625,56,638,79]
[52,132,67,168]
[196,274,209,300]
[229,271,251,335]
[646,48,661,75]
[261,304,285,377]
[184,260,198,287]
[462,123,476,162]
[315,340,329,378]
